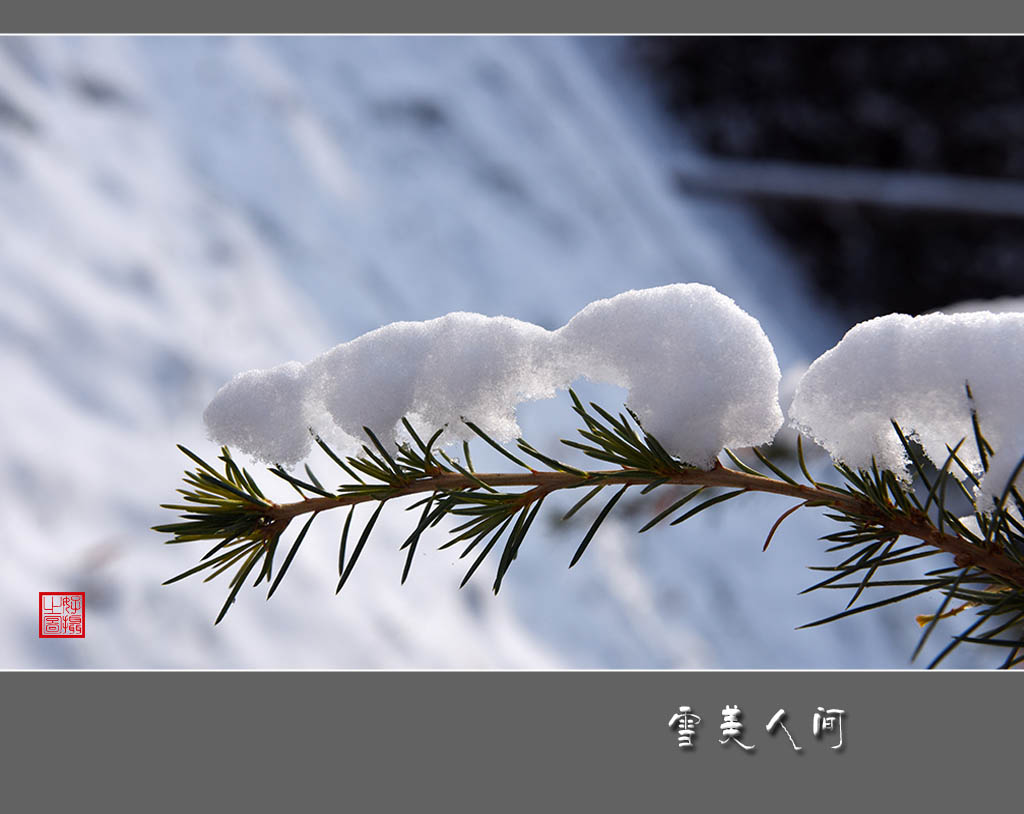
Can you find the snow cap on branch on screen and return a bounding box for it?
[789,311,1024,504]
[202,361,314,466]
[203,283,784,468]
[307,313,561,449]
[557,284,783,467]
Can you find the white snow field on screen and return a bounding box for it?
[0,36,978,667]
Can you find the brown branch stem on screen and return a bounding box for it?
[264,463,1024,590]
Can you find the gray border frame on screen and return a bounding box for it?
[3,1,1024,34]
[5,670,1020,807]
[2,19,1021,805]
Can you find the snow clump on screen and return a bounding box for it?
[557,285,783,467]
[306,313,562,449]
[789,311,1024,505]
[202,361,315,465]
[203,283,784,468]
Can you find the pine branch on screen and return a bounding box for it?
[155,394,1024,667]
[180,465,1024,591]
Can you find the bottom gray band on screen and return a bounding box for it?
[4,671,1016,807]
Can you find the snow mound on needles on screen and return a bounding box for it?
[556,284,783,467]
[204,283,784,468]
[789,310,1024,504]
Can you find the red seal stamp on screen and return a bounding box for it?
[39,592,85,638]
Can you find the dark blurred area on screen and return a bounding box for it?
[631,37,1024,321]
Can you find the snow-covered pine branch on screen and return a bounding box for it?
[156,284,1024,667]
[202,283,783,469]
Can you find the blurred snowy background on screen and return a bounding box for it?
[2,36,1022,668]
